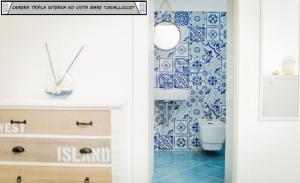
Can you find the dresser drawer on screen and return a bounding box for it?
[0,109,111,136]
[0,166,111,183]
[0,138,111,164]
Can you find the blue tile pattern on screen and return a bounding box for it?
[174,57,189,73]
[160,58,173,73]
[154,11,227,151]
[206,12,220,26]
[158,73,173,89]
[174,73,189,88]
[174,120,188,134]
[175,44,189,57]
[152,150,225,183]
[175,11,191,26]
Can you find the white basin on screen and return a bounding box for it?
[154,88,190,101]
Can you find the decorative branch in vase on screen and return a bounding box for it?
[44,43,84,97]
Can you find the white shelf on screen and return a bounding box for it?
[0,98,125,109]
[263,75,299,80]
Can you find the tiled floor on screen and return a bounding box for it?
[153,150,225,183]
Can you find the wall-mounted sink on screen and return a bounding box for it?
[154,88,190,126]
[154,88,190,101]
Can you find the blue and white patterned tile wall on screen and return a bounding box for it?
[154,11,227,151]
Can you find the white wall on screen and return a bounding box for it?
[154,0,227,11]
[132,12,154,182]
[0,16,133,100]
[235,0,300,182]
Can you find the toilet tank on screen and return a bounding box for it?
[262,75,298,118]
[200,121,225,143]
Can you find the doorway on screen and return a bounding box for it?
[152,0,233,182]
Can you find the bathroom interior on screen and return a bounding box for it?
[153,0,227,182]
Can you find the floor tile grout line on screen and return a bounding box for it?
[154,164,224,182]
[192,171,224,181]
[163,161,208,172]
[155,171,222,183]
[155,160,221,171]
[153,166,199,181]
[154,161,218,181]
[155,159,224,169]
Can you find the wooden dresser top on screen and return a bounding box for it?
[0,98,125,109]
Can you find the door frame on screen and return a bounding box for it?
[225,0,238,182]
[143,0,239,182]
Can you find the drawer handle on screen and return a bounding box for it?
[84,177,90,183]
[11,120,27,125]
[76,121,93,126]
[12,146,25,154]
[80,147,93,154]
[16,176,22,183]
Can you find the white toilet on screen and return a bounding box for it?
[200,121,225,151]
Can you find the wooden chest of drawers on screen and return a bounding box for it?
[0,108,112,183]
[0,166,111,183]
[0,109,111,136]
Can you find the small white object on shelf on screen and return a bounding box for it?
[272,70,280,75]
[281,56,296,75]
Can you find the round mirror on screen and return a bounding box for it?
[154,22,181,50]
